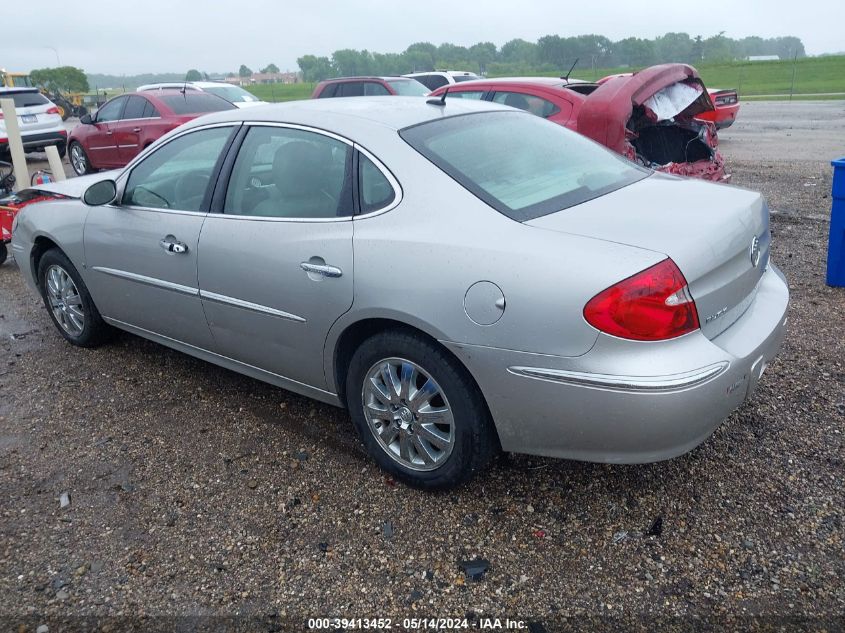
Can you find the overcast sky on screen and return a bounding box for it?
[2,0,841,75]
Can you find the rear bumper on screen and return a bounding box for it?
[444,263,788,463]
[0,130,67,152]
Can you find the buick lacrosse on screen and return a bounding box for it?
[10,97,789,488]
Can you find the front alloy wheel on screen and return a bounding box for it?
[362,357,456,471]
[45,264,85,336]
[69,142,90,176]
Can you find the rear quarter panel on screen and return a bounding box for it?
[324,127,664,391]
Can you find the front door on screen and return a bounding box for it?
[84,124,237,350]
[87,96,126,168]
[197,124,354,390]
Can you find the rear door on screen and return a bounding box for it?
[114,95,150,163]
[84,124,237,349]
[197,123,355,390]
[87,96,126,167]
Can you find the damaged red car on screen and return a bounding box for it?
[430,64,728,183]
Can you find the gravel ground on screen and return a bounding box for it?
[1,103,843,632]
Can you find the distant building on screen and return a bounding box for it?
[224,71,300,86]
[747,55,780,61]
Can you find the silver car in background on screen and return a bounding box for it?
[10,97,789,489]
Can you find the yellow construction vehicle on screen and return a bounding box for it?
[0,69,35,88]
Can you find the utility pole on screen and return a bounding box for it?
[44,46,61,66]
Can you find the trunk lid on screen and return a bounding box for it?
[527,173,770,340]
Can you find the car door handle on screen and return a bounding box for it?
[106,131,113,135]
[300,262,342,278]
[132,127,141,133]
[160,237,188,254]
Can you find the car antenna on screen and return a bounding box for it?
[561,58,579,82]
[426,87,449,106]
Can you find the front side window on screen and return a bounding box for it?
[359,154,395,213]
[492,91,560,118]
[224,126,352,219]
[401,111,649,221]
[123,126,233,211]
[96,97,126,122]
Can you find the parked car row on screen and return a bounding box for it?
[10,89,784,489]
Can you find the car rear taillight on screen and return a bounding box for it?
[583,259,699,341]
[46,106,60,115]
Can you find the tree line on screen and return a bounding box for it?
[297,33,807,81]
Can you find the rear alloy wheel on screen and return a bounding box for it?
[347,331,498,489]
[38,249,111,347]
[69,142,92,176]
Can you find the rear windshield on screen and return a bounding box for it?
[401,111,649,221]
[386,79,430,96]
[202,85,261,104]
[2,91,49,108]
[453,75,480,82]
[159,93,236,114]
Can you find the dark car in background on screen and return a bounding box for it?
[311,76,430,98]
[66,90,235,176]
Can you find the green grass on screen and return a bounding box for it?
[247,83,316,102]
[493,55,845,98]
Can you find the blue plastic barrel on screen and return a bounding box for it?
[828,158,845,287]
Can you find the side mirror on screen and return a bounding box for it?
[83,179,117,206]
[80,113,93,124]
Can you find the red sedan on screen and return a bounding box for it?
[67,90,235,176]
[431,64,729,182]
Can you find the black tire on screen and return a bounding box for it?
[0,242,7,266]
[37,249,112,347]
[346,330,498,489]
[56,141,67,159]
[69,141,93,176]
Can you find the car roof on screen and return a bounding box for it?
[0,87,41,93]
[181,96,515,135]
[320,76,416,83]
[450,76,588,88]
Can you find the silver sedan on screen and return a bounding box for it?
[10,97,789,488]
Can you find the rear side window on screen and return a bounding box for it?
[122,96,148,120]
[4,91,49,108]
[359,154,395,213]
[223,126,352,218]
[386,80,429,96]
[401,111,648,221]
[364,82,391,96]
[492,91,560,118]
[415,75,448,91]
[159,93,236,114]
[338,82,365,97]
[453,75,480,83]
[142,100,160,118]
[447,90,485,100]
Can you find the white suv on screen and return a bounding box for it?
[136,81,266,108]
[0,88,67,158]
[402,71,480,92]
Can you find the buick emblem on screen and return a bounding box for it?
[750,236,761,268]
